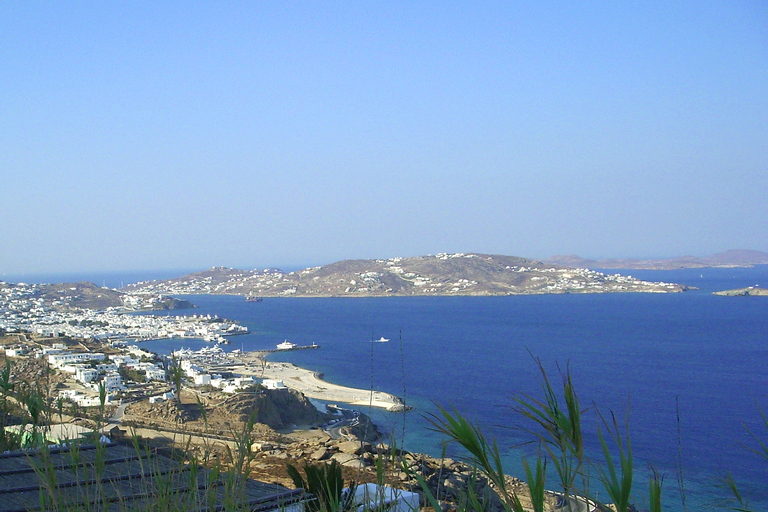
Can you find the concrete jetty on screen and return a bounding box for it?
[260,344,320,354]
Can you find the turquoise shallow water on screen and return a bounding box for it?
[108,267,768,510]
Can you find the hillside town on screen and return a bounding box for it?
[0,279,256,408]
[0,336,269,410]
[123,253,689,297]
[0,280,247,341]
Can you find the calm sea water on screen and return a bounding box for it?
[33,267,768,510]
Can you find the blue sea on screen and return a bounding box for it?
[22,267,768,511]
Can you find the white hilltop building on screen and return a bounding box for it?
[48,352,106,369]
[145,367,166,382]
[262,379,287,390]
[75,366,98,384]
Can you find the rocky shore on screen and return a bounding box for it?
[120,388,544,512]
[0,345,557,512]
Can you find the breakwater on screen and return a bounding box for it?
[261,344,320,354]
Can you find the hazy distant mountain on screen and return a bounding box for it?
[124,253,689,297]
[545,249,768,270]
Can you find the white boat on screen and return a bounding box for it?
[276,340,296,350]
[375,337,389,343]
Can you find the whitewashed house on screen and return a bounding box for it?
[102,373,124,392]
[233,376,255,388]
[194,374,211,386]
[48,352,105,368]
[262,379,287,390]
[145,368,166,381]
[75,367,98,384]
[5,347,26,357]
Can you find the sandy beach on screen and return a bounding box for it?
[237,352,406,411]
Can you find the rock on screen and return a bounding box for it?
[311,447,330,461]
[336,440,364,455]
[251,442,275,452]
[330,452,359,466]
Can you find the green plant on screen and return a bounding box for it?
[512,359,585,509]
[420,360,644,512]
[648,468,663,512]
[286,460,357,512]
[169,353,184,401]
[522,453,547,512]
[427,405,527,512]
[722,407,768,512]
[0,358,19,451]
[595,409,633,512]
[222,410,258,506]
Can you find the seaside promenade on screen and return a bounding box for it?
[237,352,406,411]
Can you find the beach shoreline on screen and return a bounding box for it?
[236,351,408,411]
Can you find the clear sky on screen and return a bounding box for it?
[1,2,766,274]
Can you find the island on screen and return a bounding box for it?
[713,287,768,297]
[122,252,690,297]
[546,248,768,270]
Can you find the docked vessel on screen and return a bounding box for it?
[276,340,296,350]
[246,295,263,302]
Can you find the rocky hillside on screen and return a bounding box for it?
[126,388,329,433]
[28,282,124,310]
[546,249,768,270]
[124,253,689,297]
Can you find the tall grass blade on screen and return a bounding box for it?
[522,455,546,512]
[427,405,526,512]
[648,468,663,512]
[511,357,586,505]
[595,409,633,512]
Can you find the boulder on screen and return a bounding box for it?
[330,452,360,466]
[251,442,275,452]
[336,440,364,455]
[311,447,330,461]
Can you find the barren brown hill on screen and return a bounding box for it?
[125,253,689,297]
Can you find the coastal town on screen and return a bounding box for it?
[0,279,246,341]
[0,277,405,412]
[0,274,435,511]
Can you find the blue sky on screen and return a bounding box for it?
[1,2,766,274]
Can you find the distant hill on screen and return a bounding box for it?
[713,286,768,297]
[124,253,689,297]
[545,249,768,270]
[0,280,194,313]
[35,282,124,310]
